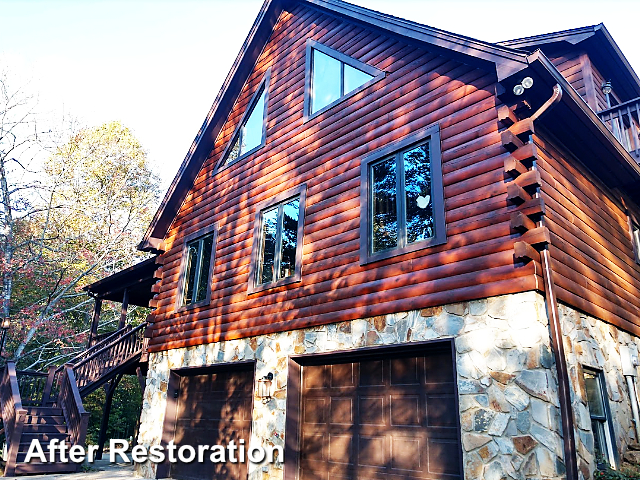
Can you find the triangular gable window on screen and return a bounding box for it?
[222,69,271,166]
[305,40,385,118]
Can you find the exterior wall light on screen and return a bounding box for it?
[602,81,613,95]
[257,372,274,401]
[513,77,534,96]
[521,77,534,89]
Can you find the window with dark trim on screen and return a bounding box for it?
[248,185,306,294]
[177,226,217,309]
[583,368,617,468]
[220,68,271,167]
[303,40,385,120]
[360,125,446,264]
[632,221,640,264]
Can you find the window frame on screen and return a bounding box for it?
[359,124,446,264]
[303,39,386,122]
[626,211,640,265]
[248,184,307,294]
[582,367,618,469]
[218,68,271,169]
[175,224,218,312]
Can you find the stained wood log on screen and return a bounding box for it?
[511,144,539,166]
[514,241,540,262]
[504,156,528,178]
[519,226,551,248]
[501,130,525,152]
[508,118,535,141]
[514,169,541,193]
[511,211,537,233]
[497,105,517,126]
[506,182,532,205]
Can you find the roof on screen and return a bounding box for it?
[138,0,532,251]
[83,257,157,307]
[499,24,640,101]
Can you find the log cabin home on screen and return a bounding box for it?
[125,2,640,480]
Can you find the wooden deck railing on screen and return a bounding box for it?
[0,363,28,476]
[598,98,640,160]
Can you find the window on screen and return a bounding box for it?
[303,40,385,119]
[248,185,306,293]
[632,221,640,264]
[583,368,617,468]
[221,69,271,166]
[360,125,446,263]
[178,228,216,309]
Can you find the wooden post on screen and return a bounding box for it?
[119,289,129,330]
[88,299,102,348]
[96,374,122,460]
[136,366,146,393]
[41,365,58,406]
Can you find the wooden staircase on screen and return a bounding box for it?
[0,322,147,476]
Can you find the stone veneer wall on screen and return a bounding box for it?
[560,302,640,479]
[136,291,567,480]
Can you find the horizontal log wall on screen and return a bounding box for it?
[147,4,543,352]
[535,132,640,335]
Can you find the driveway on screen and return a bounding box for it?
[3,459,136,479]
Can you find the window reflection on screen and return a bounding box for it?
[257,196,301,286]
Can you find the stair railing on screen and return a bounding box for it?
[43,323,144,404]
[57,364,89,472]
[0,362,27,476]
[16,369,49,407]
[72,322,146,392]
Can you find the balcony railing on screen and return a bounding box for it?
[598,98,640,161]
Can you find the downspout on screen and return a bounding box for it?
[529,84,579,480]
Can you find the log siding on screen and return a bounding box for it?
[146,5,599,352]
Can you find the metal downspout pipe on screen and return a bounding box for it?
[527,84,579,480]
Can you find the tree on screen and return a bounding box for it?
[4,120,160,367]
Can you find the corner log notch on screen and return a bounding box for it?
[499,83,578,480]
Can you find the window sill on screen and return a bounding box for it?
[247,275,302,295]
[216,142,265,173]
[360,236,447,266]
[175,298,210,314]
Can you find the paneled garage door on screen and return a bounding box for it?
[298,347,461,480]
[170,367,254,480]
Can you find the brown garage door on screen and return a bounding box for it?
[170,367,254,480]
[299,348,460,480]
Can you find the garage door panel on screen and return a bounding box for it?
[390,357,421,385]
[390,394,422,426]
[328,434,355,464]
[428,439,461,475]
[299,348,461,480]
[303,398,327,424]
[426,395,457,427]
[359,360,385,386]
[391,437,423,471]
[331,397,354,424]
[358,435,386,467]
[359,396,385,425]
[304,365,327,389]
[331,363,355,387]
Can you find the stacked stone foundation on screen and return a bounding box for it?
[135,291,640,480]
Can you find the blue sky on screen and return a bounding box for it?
[2,0,639,187]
